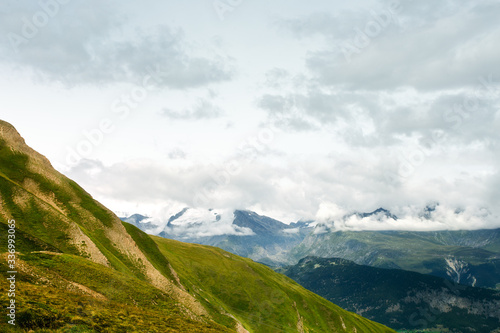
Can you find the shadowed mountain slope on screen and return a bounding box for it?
[281,256,500,333]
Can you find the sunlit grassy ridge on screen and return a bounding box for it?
[153,235,394,332]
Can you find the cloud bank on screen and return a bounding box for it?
[2,0,499,231]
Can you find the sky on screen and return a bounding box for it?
[1,0,499,230]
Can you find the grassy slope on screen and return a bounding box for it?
[0,251,230,333]
[0,219,396,333]
[153,235,395,333]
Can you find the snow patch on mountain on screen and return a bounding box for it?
[161,208,255,238]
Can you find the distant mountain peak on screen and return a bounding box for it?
[129,213,149,220]
[166,207,189,226]
[420,202,440,219]
[356,207,398,220]
[233,209,294,235]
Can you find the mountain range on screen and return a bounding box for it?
[125,207,500,290]
[121,209,311,266]
[0,119,394,332]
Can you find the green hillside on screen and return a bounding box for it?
[153,235,393,332]
[0,249,229,332]
[0,119,395,332]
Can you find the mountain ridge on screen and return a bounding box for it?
[128,205,500,288]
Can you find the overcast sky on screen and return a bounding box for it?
[1,0,499,229]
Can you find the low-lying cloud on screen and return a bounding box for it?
[66,156,500,231]
[315,202,496,232]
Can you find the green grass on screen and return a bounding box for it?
[0,176,80,255]
[153,236,395,333]
[122,222,177,283]
[0,253,230,333]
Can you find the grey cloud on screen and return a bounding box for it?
[280,0,500,90]
[7,0,498,231]
[486,172,500,216]
[258,94,317,131]
[254,80,499,211]
[0,1,233,88]
[278,9,391,41]
[258,83,500,149]
[380,91,500,148]
[258,88,396,144]
[157,209,255,238]
[160,98,223,120]
[168,148,187,160]
[317,202,497,231]
[66,158,291,211]
[263,68,290,88]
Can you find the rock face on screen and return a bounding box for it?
[281,256,500,333]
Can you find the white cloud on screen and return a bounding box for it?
[316,202,347,223]
[315,203,496,231]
